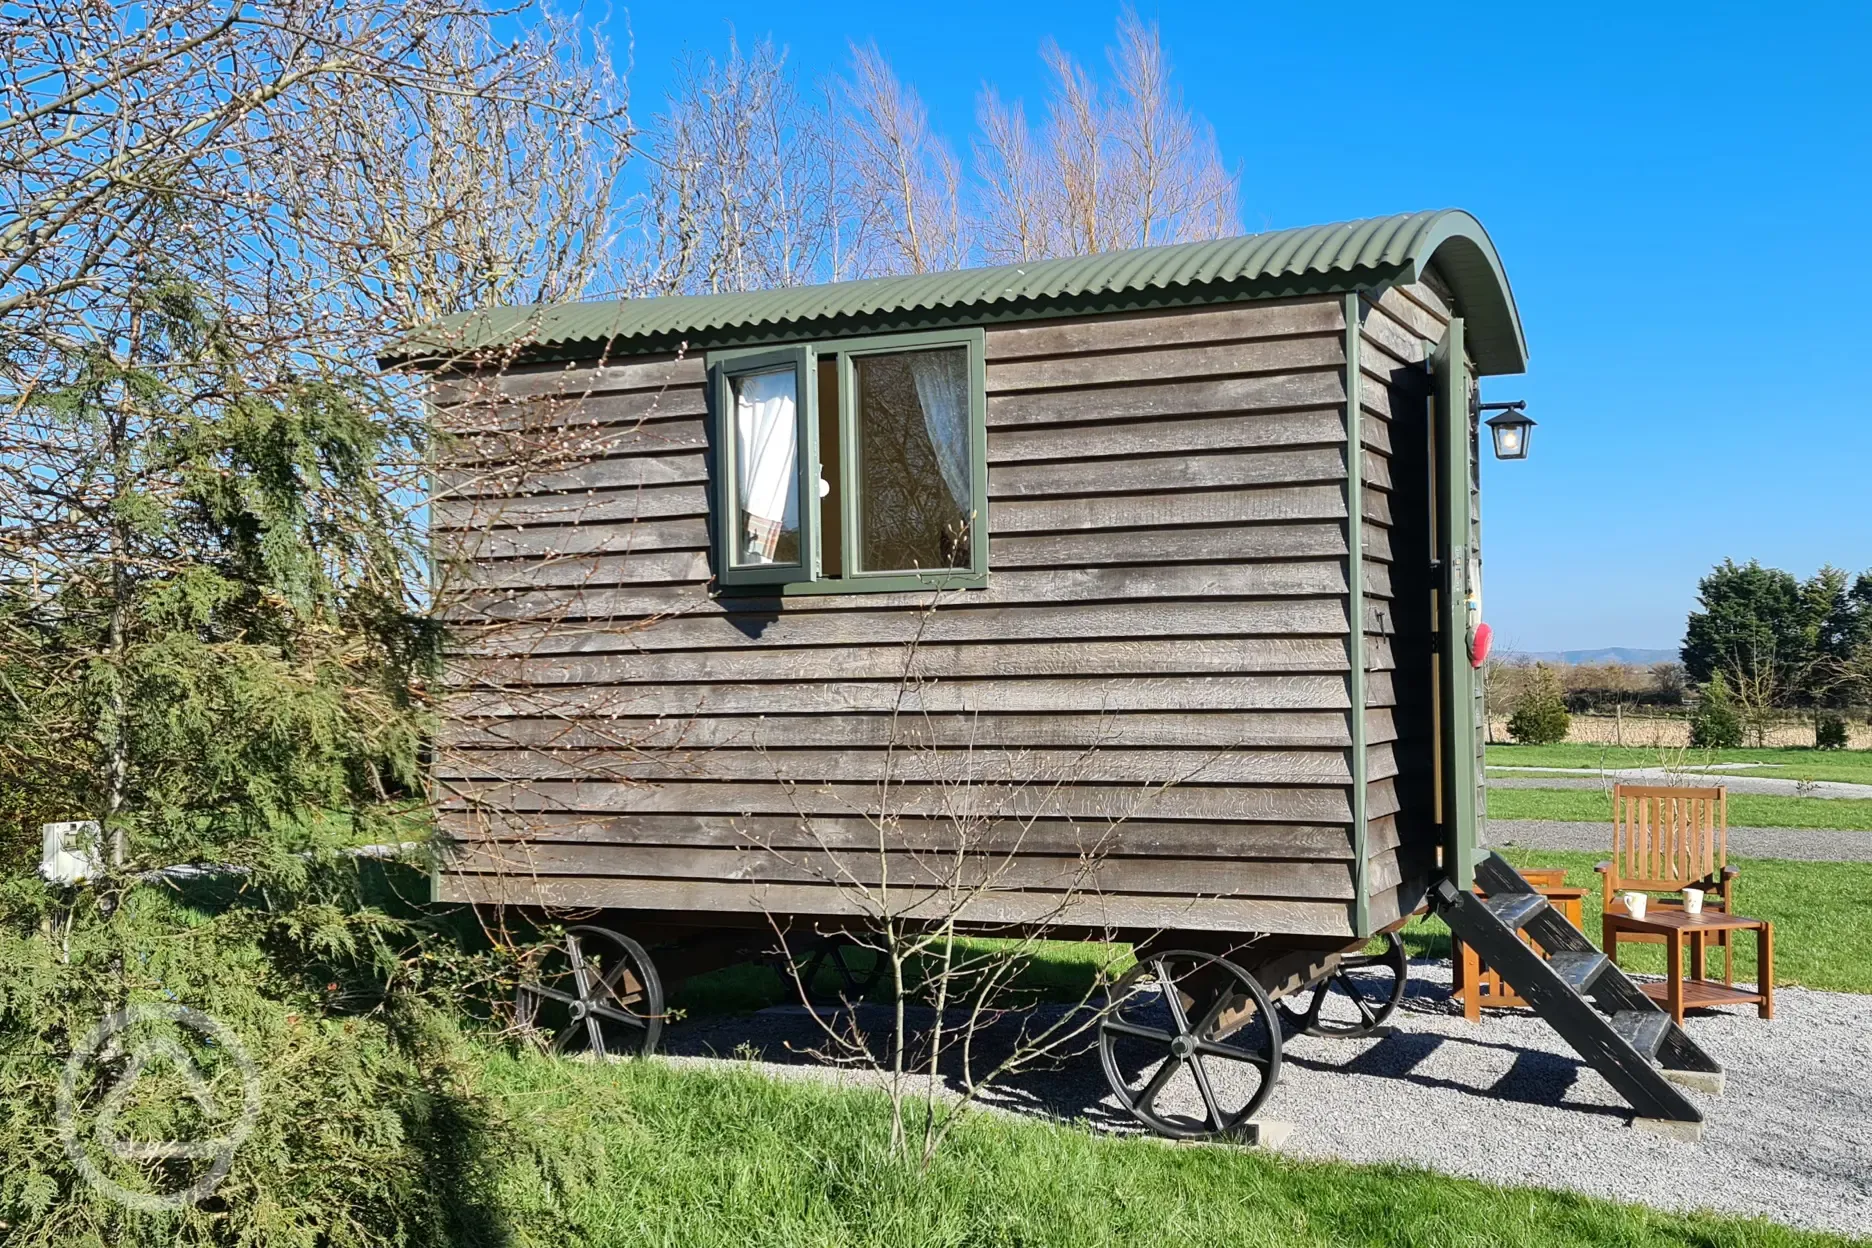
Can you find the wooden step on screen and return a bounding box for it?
[1610,1009,1670,1059]
[1548,951,1609,994]
[1481,892,1547,931]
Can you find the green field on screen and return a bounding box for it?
[1485,785,1872,830]
[1485,743,1872,785]
[471,1051,1858,1248]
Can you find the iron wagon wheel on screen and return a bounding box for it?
[1276,931,1408,1039]
[515,925,664,1058]
[1098,950,1282,1141]
[784,934,884,1006]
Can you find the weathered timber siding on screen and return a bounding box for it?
[1357,277,1473,926]
[432,297,1371,936]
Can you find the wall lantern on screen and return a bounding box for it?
[1480,400,1535,460]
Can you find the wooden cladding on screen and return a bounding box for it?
[429,294,1446,938]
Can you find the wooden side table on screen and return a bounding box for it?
[1603,908,1773,1024]
[1451,869,1588,1021]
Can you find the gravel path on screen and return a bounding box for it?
[1489,819,1872,861]
[662,966,1872,1237]
[1487,772,1872,799]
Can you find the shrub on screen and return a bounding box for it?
[1817,714,1849,750]
[1507,665,1571,745]
[1688,674,1745,749]
[0,856,523,1247]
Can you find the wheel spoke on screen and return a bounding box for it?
[1134,1059,1180,1114]
[587,1002,650,1029]
[565,934,595,1003]
[1186,1055,1226,1131]
[584,1013,607,1057]
[522,984,579,1007]
[1301,985,1326,1028]
[1335,973,1379,1026]
[1191,987,1239,1040]
[594,956,644,1007]
[591,974,645,1011]
[1195,1039,1270,1070]
[1278,986,1324,1032]
[1100,1019,1176,1046]
[1153,959,1195,1034]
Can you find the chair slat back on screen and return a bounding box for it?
[1609,784,1727,893]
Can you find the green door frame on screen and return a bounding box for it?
[1434,318,1481,890]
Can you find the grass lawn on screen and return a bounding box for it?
[1485,743,1872,786]
[1401,850,1872,994]
[473,1050,1860,1248]
[1485,785,1872,830]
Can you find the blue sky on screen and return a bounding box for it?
[611,1,1870,653]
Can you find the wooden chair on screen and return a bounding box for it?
[1596,785,1740,982]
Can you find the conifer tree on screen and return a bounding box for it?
[1506,664,1571,745]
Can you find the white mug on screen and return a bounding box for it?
[1683,888,1705,916]
[1622,891,1648,920]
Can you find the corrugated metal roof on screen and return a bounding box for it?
[391,209,1527,375]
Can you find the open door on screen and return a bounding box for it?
[1432,319,1482,889]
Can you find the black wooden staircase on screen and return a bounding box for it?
[1432,852,1724,1139]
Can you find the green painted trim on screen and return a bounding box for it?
[708,345,818,590]
[1434,319,1481,890]
[710,570,988,599]
[407,268,1411,370]
[711,326,989,598]
[1344,294,1370,938]
[1396,214,1529,377]
[833,327,989,587]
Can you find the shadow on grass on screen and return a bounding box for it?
[672,936,1135,1021]
[137,854,525,1246]
[403,1055,521,1248]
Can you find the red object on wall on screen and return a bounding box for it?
[1469,621,1493,668]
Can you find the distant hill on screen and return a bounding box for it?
[1503,647,1679,666]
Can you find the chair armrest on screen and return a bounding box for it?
[1593,861,1616,907]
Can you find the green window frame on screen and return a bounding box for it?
[709,327,988,595]
[710,345,819,587]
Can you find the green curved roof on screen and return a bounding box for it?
[394,209,1527,375]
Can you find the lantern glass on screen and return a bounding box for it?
[1485,412,1534,460]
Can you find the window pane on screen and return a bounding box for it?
[729,367,800,568]
[853,347,971,573]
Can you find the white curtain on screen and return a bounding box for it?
[909,349,970,513]
[734,369,798,564]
